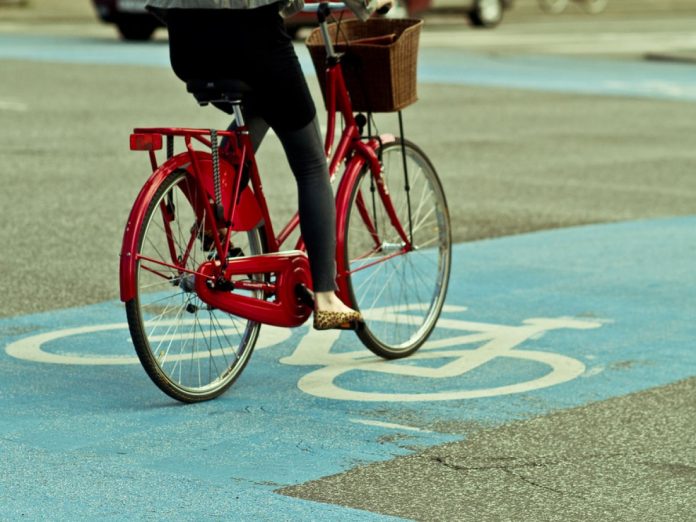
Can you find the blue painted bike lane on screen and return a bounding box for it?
[2,33,696,101]
[1,217,695,519]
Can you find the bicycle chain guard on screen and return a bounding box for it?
[194,251,313,327]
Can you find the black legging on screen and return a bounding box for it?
[164,6,337,291]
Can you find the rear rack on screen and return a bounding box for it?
[131,127,236,151]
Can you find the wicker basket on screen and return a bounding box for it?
[306,18,423,113]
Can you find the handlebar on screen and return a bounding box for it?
[301,2,347,12]
[301,0,393,19]
[302,0,393,58]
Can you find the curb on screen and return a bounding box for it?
[644,51,696,65]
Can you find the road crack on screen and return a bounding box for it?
[430,451,632,472]
[428,452,639,499]
[430,455,553,471]
[501,468,586,499]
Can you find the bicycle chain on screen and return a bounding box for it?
[210,129,222,214]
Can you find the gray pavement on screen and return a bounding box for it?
[2,58,696,317]
[281,377,696,520]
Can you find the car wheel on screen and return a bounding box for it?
[538,0,568,14]
[469,0,504,28]
[579,0,608,14]
[117,16,158,41]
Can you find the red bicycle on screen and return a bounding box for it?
[119,3,451,402]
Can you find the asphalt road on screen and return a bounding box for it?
[1,7,695,520]
[281,377,696,520]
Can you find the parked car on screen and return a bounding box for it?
[286,0,514,34]
[466,0,514,28]
[91,0,513,41]
[92,0,160,41]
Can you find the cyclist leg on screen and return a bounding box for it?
[274,117,335,292]
[277,119,362,324]
[249,43,360,317]
[222,61,341,296]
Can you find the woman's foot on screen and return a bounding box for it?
[313,291,363,330]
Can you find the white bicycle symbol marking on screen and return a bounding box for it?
[280,305,605,402]
[3,305,605,402]
[4,320,292,365]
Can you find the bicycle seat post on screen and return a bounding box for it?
[231,100,246,130]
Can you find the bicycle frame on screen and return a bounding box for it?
[120,3,413,327]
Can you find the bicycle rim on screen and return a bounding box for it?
[126,169,264,402]
[344,140,451,358]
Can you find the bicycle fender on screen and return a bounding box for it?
[334,135,396,299]
[334,134,396,214]
[120,151,265,303]
[120,154,192,303]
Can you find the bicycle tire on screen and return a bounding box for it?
[125,168,266,402]
[342,139,451,359]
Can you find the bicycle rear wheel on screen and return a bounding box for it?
[343,139,451,358]
[125,168,265,402]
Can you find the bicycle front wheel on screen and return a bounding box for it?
[343,139,452,358]
[125,168,265,402]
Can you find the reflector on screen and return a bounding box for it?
[130,133,163,151]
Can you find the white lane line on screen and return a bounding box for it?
[349,418,433,433]
[0,99,28,112]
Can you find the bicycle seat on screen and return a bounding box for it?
[186,79,252,106]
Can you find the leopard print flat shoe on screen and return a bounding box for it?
[313,310,363,331]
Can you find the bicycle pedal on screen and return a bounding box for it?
[228,247,244,258]
[295,284,315,309]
